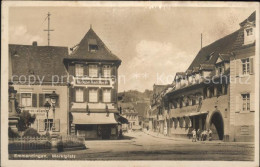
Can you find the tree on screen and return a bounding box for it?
[17,111,36,131]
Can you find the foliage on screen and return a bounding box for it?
[8,127,20,138]
[17,111,36,131]
[23,128,41,137]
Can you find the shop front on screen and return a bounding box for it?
[71,112,118,140]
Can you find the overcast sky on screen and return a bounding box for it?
[9,7,255,92]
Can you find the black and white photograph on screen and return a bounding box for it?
[1,1,259,167]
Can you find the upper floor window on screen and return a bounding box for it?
[244,27,255,45]
[89,65,98,77]
[21,93,32,107]
[103,89,111,103]
[242,94,250,111]
[246,28,253,36]
[88,39,98,52]
[75,64,84,77]
[242,58,250,75]
[103,65,111,77]
[75,87,84,102]
[89,88,98,103]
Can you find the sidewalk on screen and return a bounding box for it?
[142,130,190,142]
[142,130,254,145]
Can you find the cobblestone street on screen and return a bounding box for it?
[51,131,254,161]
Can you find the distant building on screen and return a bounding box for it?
[119,102,139,131]
[63,27,122,139]
[9,42,69,135]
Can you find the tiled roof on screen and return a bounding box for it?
[9,44,68,83]
[199,63,215,71]
[176,72,186,77]
[153,84,168,96]
[240,11,256,27]
[187,30,239,71]
[64,28,121,64]
[219,53,231,61]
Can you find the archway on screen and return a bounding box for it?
[209,112,224,140]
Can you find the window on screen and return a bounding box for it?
[242,94,250,111]
[89,65,98,77]
[192,99,196,105]
[89,45,98,52]
[103,89,111,103]
[246,28,253,36]
[44,119,53,131]
[242,58,250,75]
[21,93,32,107]
[244,27,255,45]
[75,88,84,102]
[103,65,111,77]
[89,88,98,102]
[75,64,84,77]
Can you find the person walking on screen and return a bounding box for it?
[192,129,197,142]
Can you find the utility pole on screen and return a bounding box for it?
[44,12,54,46]
[201,33,203,49]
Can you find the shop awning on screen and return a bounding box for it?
[114,113,129,124]
[71,113,118,125]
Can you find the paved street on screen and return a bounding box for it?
[55,131,254,161]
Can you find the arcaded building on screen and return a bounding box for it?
[164,11,256,142]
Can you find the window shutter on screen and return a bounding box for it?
[56,95,60,108]
[235,59,240,77]
[250,93,255,111]
[39,119,45,132]
[235,95,241,112]
[84,65,89,77]
[99,88,103,102]
[54,119,60,132]
[111,66,116,77]
[111,89,117,103]
[98,65,102,77]
[100,65,104,77]
[84,88,89,102]
[32,93,37,107]
[249,57,254,75]
[16,93,21,107]
[39,94,44,107]
[69,88,75,103]
[69,64,75,76]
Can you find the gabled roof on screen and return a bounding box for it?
[187,30,239,71]
[64,28,121,64]
[240,11,256,27]
[9,44,68,83]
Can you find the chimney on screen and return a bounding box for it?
[32,41,37,46]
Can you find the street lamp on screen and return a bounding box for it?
[49,91,58,131]
[44,101,51,132]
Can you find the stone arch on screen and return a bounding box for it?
[209,111,224,140]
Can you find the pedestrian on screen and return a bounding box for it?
[203,130,207,141]
[197,129,201,141]
[208,129,212,141]
[192,129,196,142]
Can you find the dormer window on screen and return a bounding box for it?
[246,28,253,36]
[88,39,98,52]
[244,27,255,45]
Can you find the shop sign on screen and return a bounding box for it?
[76,78,110,85]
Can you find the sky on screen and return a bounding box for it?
[9,7,255,92]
